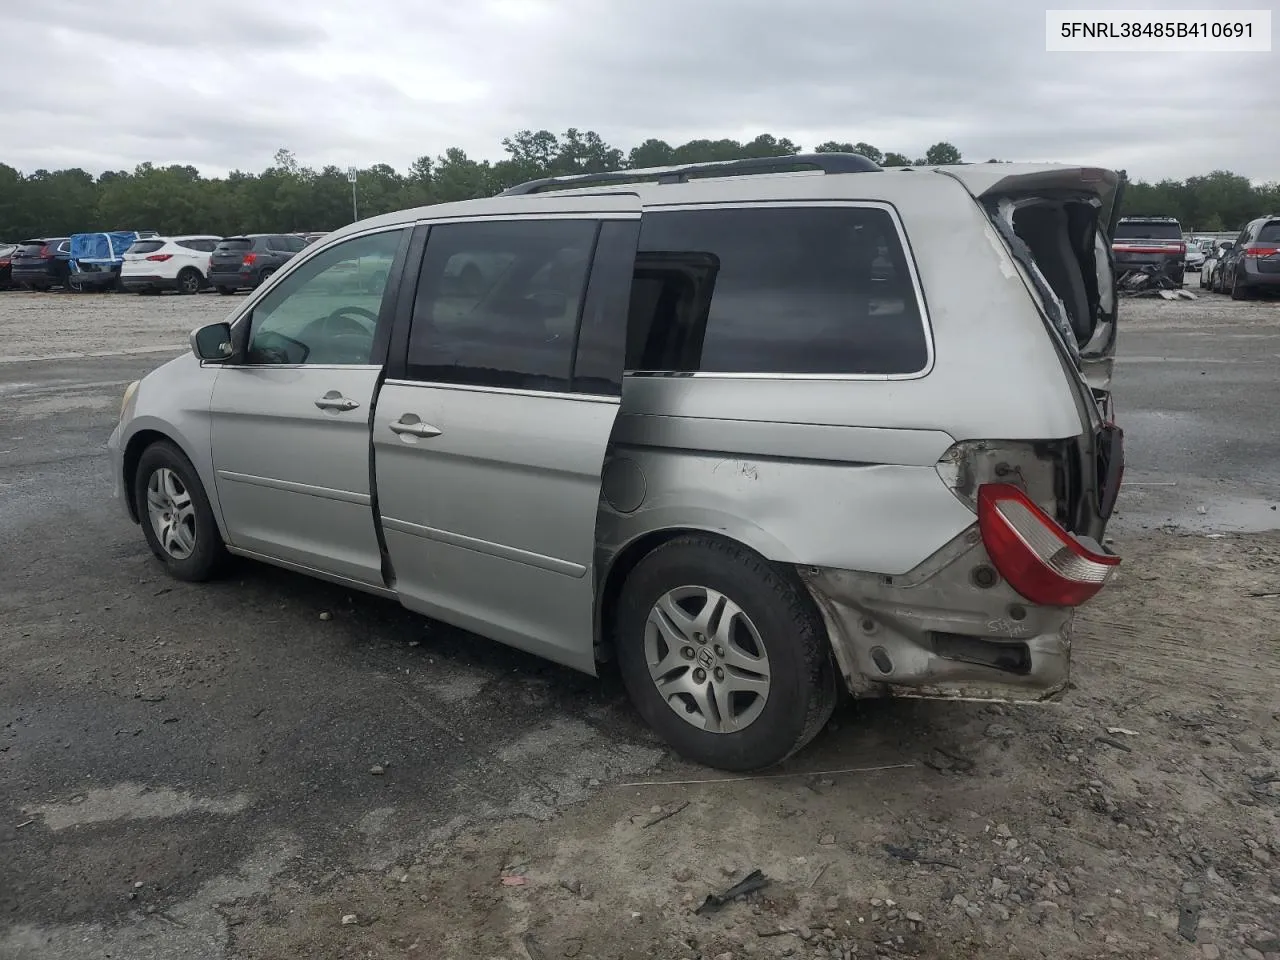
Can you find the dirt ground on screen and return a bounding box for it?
[4,285,1279,960]
[0,289,229,362]
[202,532,1275,960]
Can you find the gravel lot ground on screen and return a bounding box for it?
[1,284,1278,960]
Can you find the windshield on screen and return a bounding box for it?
[1114,221,1182,241]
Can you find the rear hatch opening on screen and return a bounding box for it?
[937,167,1125,543]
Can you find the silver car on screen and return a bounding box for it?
[109,155,1125,771]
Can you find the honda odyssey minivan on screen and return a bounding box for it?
[109,154,1125,771]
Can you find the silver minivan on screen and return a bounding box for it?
[109,154,1125,771]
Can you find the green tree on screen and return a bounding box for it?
[924,142,962,165]
[2,134,1277,241]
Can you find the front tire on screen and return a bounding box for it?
[133,441,228,581]
[614,535,837,771]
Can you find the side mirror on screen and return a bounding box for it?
[191,322,235,362]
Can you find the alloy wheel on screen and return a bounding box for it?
[644,585,771,733]
[145,467,197,560]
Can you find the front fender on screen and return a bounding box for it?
[115,353,223,535]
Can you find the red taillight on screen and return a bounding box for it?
[978,483,1120,607]
[1175,242,1186,255]
[1244,246,1279,259]
[242,253,257,266]
[0,259,9,267]
[39,245,53,258]
[146,254,173,262]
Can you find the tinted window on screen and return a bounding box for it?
[245,229,404,366]
[215,238,252,253]
[177,238,216,252]
[16,243,46,256]
[405,219,597,391]
[128,240,166,254]
[1257,222,1280,244]
[1114,220,1182,240]
[287,236,308,252]
[631,206,928,375]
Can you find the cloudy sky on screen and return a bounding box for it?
[2,0,1275,183]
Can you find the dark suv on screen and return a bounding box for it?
[11,238,72,291]
[208,234,307,294]
[1217,216,1280,300]
[1112,216,1186,287]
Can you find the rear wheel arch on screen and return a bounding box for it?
[595,526,819,663]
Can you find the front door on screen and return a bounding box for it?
[209,227,408,586]
[373,201,639,672]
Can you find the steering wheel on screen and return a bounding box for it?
[296,306,378,364]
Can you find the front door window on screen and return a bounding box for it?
[246,230,404,366]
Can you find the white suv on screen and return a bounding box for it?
[121,235,221,295]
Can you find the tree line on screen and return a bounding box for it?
[1,129,1275,240]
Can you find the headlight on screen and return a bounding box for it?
[120,380,140,421]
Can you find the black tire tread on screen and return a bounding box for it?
[614,533,838,771]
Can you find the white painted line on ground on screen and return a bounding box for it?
[0,345,185,365]
[0,378,136,397]
[1121,357,1270,364]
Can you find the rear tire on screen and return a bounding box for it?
[133,440,228,582]
[1231,271,1251,300]
[614,534,838,772]
[176,268,202,296]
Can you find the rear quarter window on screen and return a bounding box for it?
[1256,222,1280,244]
[630,205,929,376]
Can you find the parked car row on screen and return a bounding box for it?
[1199,216,1280,299]
[0,231,328,294]
[1111,214,1280,296]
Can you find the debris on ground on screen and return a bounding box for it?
[1118,266,1197,298]
[640,800,690,828]
[693,870,770,916]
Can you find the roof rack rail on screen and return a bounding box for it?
[498,152,882,196]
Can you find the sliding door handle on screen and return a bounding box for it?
[389,418,442,439]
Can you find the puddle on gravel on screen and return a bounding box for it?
[1169,496,1280,534]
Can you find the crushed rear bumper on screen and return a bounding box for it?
[800,528,1074,702]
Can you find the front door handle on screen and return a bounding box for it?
[315,393,360,411]
[389,417,442,439]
